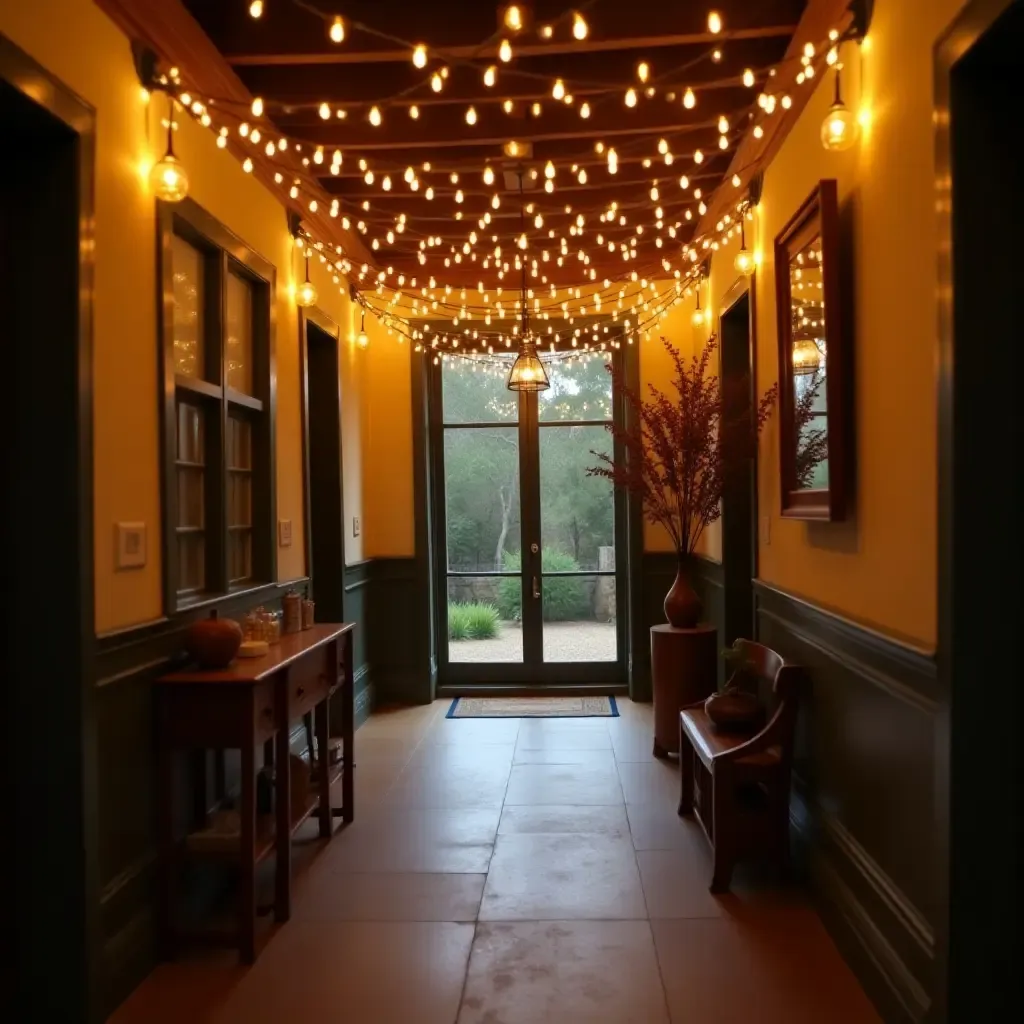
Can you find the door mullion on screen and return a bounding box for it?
[519,390,543,667]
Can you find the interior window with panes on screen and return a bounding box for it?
[161,200,275,609]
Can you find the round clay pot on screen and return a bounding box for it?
[705,690,760,731]
[184,611,243,669]
[664,559,702,628]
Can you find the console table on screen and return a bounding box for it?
[157,622,355,962]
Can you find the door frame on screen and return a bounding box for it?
[716,273,760,652]
[1,33,99,1020]
[424,343,633,693]
[299,305,347,622]
[934,1,1021,1019]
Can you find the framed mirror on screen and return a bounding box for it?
[774,179,847,520]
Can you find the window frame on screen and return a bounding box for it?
[157,197,277,614]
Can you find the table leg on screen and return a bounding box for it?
[274,668,292,923]
[314,688,332,839]
[239,721,257,964]
[342,631,355,823]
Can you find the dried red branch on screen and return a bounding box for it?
[588,336,777,558]
[793,370,829,489]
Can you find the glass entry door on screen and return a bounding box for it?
[431,350,625,686]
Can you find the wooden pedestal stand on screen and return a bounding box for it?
[651,624,717,757]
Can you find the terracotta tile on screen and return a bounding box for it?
[516,720,613,750]
[651,915,880,1024]
[637,849,725,919]
[108,952,242,1024]
[512,746,618,766]
[626,802,707,852]
[616,759,680,805]
[210,921,475,1024]
[504,763,624,805]
[291,871,485,922]
[319,806,498,873]
[498,804,630,836]
[384,759,511,809]
[423,717,522,745]
[458,921,669,1024]
[407,742,515,769]
[480,833,646,920]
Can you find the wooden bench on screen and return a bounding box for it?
[677,639,805,892]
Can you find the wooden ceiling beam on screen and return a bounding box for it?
[287,116,745,152]
[225,26,800,67]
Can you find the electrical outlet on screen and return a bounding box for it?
[278,519,293,547]
[352,516,361,537]
[115,522,147,570]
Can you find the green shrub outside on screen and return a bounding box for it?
[497,549,590,622]
[447,601,500,641]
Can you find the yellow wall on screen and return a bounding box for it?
[690,0,959,649]
[362,317,416,557]
[0,0,367,631]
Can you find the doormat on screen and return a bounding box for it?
[446,696,619,719]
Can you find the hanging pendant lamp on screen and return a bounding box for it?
[506,169,550,392]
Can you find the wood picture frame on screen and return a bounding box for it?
[774,179,848,520]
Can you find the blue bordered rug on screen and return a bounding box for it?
[446,696,619,719]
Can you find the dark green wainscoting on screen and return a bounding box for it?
[753,581,938,1024]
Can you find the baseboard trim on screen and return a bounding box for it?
[792,792,932,1023]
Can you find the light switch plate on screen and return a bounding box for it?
[352,516,361,537]
[278,519,293,547]
[116,522,147,570]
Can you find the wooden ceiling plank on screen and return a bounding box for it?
[224,25,800,67]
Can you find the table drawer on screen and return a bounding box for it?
[289,653,330,719]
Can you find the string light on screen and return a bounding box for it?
[743,68,755,87]
[248,0,262,17]
[625,88,637,107]
[369,106,382,126]
[329,16,345,44]
[431,72,444,92]
[250,96,264,117]
[409,104,420,119]
[503,5,524,32]
[319,102,330,120]
[465,106,478,125]
[708,11,723,34]
[637,62,650,82]
[499,39,513,62]
[552,79,566,100]
[412,44,427,68]
[572,12,588,40]
[149,97,189,202]
[821,66,858,151]
[683,88,696,109]
[483,65,497,87]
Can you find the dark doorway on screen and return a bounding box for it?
[302,312,346,624]
[936,0,1023,1019]
[1,38,97,1022]
[719,287,758,656]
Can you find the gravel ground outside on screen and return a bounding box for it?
[448,620,617,663]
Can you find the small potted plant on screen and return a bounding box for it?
[589,336,777,628]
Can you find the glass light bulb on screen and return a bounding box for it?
[319,102,331,120]
[572,12,588,40]
[484,65,497,87]
[431,73,443,92]
[683,88,696,109]
[580,102,590,118]
[249,0,263,17]
[357,330,369,349]
[149,153,189,202]
[625,88,637,108]
[734,249,755,276]
[708,11,723,34]
[465,106,477,125]
[743,68,755,87]
[504,5,523,31]
[251,96,264,117]
[296,279,318,308]
[412,44,427,68]
[552,79,565,100]
[691,308,705,327]
[821,101,858,151]
[329,16,345,43]
[637,61,650,82]
[499,39,513,62]
[369,106,382,126]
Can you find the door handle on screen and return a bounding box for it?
[532,576,540,599]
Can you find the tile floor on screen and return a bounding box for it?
[111,699,879,1024]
